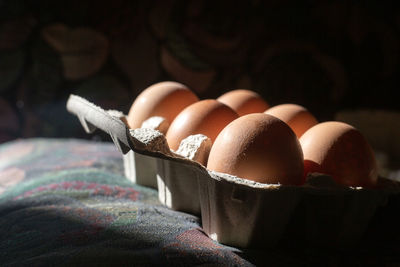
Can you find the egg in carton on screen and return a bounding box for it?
[67,94,400,248]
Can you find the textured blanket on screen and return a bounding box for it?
[1,139,399,266]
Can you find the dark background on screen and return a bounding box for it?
[1,0,399,144]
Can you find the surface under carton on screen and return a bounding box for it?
[67,94,400,248]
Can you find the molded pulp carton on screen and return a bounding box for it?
[67,94,400,248]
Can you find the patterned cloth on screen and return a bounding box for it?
[0,139,251,266]
[1,139,400,266]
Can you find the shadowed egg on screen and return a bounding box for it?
[217,89,269,116]
[127,81,199,131]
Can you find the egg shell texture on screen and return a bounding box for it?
[217,89,269,116]
[207,113,304,185]
[265,103,318,138]
[300,121,378,188]
[166,99,238,151]
[127,81,199,129]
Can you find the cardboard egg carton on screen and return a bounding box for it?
[67,94,400,248]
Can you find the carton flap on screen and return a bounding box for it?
[67,94,132,154]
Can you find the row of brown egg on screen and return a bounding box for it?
[126,81,378,188]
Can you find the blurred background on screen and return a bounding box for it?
[0,1,399,174]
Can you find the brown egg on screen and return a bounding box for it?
[166,99,238,151]
[300,121,378,188]
[207,113,304,185]
[265,104,318,138]
[217,89,269,116]
[127,81,199,130]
